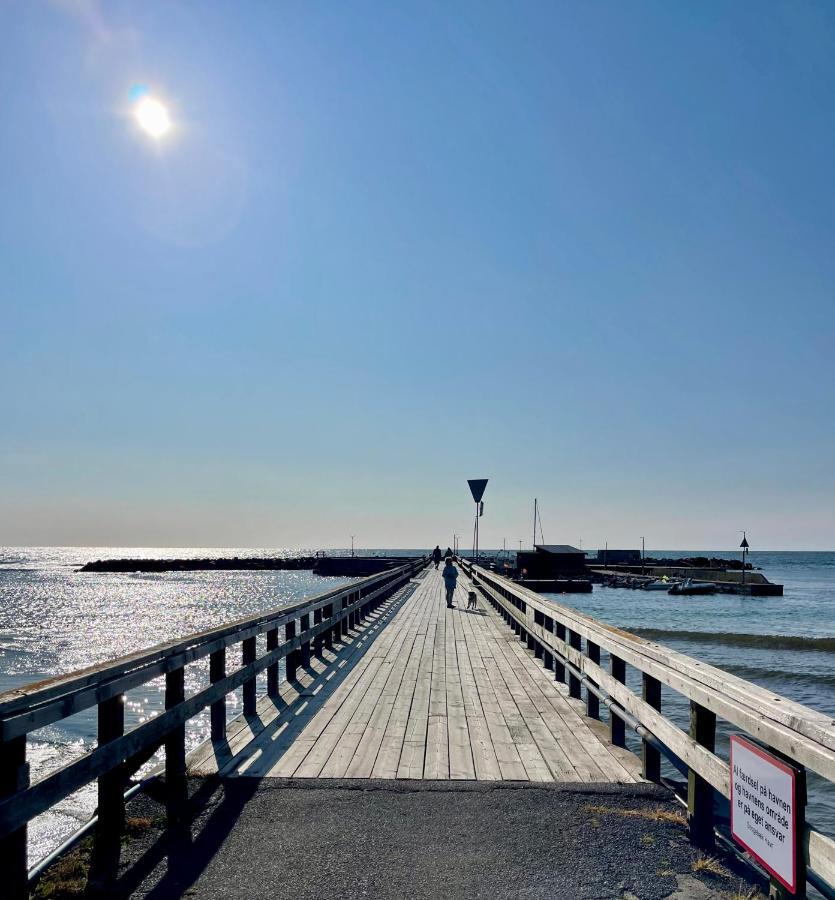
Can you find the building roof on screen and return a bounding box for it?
[535,544,584,555]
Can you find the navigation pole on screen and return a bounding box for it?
[467,478,488,561]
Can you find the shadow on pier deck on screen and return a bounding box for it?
[188,566,640,783]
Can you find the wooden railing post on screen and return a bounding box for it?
[542,615,554,671]
[210,647,226,740]
[0,735,28,900]
[554,623,567,683]
[89,695,126,891]
[299,613,311,667]
[687,701,716,850]
[324,603,334,651]
[242,637,257,716]
[165,668,188,826]
[586,642,600,719]
[526,627,536,652]
[340,597,349,636]
[568,631,582,699]
[285,621,298,682]
[313,608,323,656]
[610,655,626,747]
[642,673,662,782]
[532,611,544,659]
[266,628,279,698]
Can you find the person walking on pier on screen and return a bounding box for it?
[442,557,458,608]
[432,545,442,569]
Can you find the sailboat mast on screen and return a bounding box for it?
[533,498,537,550]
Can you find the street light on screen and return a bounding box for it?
[640,536,645,575]
[350,535,355,558]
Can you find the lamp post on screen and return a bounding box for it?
[350,536,355,558]
[740,531,749,585]
[641,536,645,576]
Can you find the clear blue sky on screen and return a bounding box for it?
[2,1,834,550]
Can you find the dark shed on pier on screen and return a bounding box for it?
[516,544,587,578]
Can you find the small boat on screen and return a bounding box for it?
[668,578,716,596]
[642,578,674,590]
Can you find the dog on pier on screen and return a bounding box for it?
[467,590,477,610]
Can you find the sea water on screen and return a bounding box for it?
[0,547,358,865]
[543,550,835,849]
[1,548,833,866]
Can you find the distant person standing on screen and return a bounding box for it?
[444,547,453,558]
[432,546,442,569]
[442,558,458,608]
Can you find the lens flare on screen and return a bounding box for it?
[134,97,171,139]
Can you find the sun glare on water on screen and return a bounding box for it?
[134,95,171,139]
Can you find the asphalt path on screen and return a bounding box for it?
[102,778,756,900]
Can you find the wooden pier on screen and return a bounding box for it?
[187,566,639,783]
[1,555,834,898]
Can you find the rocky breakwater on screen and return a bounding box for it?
[643,555,752,570]
[78,556,317,573]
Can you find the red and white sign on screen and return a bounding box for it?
[730,735,799,893]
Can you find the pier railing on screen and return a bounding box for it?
[0,558,425,897]
[460,560,835,896]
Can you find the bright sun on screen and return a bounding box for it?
[135,97,171,139]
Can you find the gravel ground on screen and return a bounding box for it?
[52,777,762,900]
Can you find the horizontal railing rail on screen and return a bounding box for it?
[0,557,426,898]
[460,560,835,897]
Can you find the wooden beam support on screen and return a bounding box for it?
[610,655,626,748]
[688,700,716,851]
[0,736,29,900]
[340,597,349,636]
[299,614,311,667]
[165,668,188,827]
[242,637,257,716]
[586,641,600,719]
[89,694,126,892]
[568,631,583,699]
[324,603,334,651]
[284,621,298,682]
[266,628,279,697]
[209,647,226,740]
[554,624,567,683]
[542,615,554,670]
[313,608,323,656]
[642,673,662,782]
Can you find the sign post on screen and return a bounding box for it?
[740,531,750,586]
[467,479,488,561]
[730,735,806,897]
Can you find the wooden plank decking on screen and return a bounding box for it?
[187,567,641,783]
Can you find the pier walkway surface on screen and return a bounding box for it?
[187,566,640,783]
[112,566,720,899]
